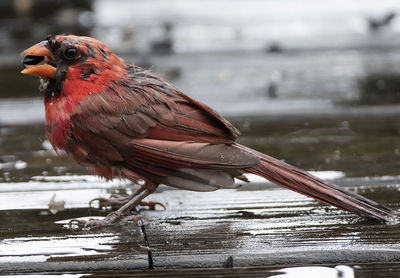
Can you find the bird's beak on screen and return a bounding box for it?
[21,41,56,78]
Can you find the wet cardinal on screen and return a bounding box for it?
[21,35,395,226]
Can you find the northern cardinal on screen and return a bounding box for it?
[21,35,395,226]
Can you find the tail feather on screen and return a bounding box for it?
[241,146,396,223]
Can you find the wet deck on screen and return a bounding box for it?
[1,173,400,277]
[2,1,400,276]
[2,113,400,276]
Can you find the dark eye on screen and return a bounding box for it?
[63,47,78,59]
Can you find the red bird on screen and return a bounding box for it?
[21,35,395,226]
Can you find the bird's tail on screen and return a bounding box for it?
[240,145,396,223]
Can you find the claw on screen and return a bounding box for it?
[89,195,165,212]
[89,197,108,209]
[71,214,148,229]
[83,218,111,228]
[88,198,100,209]
[89,195,129,210]
[120,214,149,225]
[67,219,86,229]
[139,201,166,210]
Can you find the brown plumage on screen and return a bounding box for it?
[21,35,395,226]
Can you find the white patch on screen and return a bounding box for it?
[39,77,50,93]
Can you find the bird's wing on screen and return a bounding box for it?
[68,70,257,189]
[72,68,239,143]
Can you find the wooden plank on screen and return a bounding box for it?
[142,180,400,269]
[0,175,399,275]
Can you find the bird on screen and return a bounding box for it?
[21,35,395,227]
[368,11,396,31]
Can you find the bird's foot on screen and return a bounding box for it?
[90,194,165,211]
[89,194,129,210]
[69,184,158,229]
[69,212,148,229]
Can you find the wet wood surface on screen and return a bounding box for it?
[1,174,400,276]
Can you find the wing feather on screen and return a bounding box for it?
[67,66,255,189]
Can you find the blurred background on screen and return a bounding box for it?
[1,0,400,181]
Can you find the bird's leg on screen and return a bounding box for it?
[78,183,158,228]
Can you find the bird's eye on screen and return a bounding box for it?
[63,47,78,59]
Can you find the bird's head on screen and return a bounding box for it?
[21,34,128,101]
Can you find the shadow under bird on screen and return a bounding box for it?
[21,35,396,227]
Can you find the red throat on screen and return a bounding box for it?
[45,53,128,149]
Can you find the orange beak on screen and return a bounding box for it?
[21,41,56,78]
